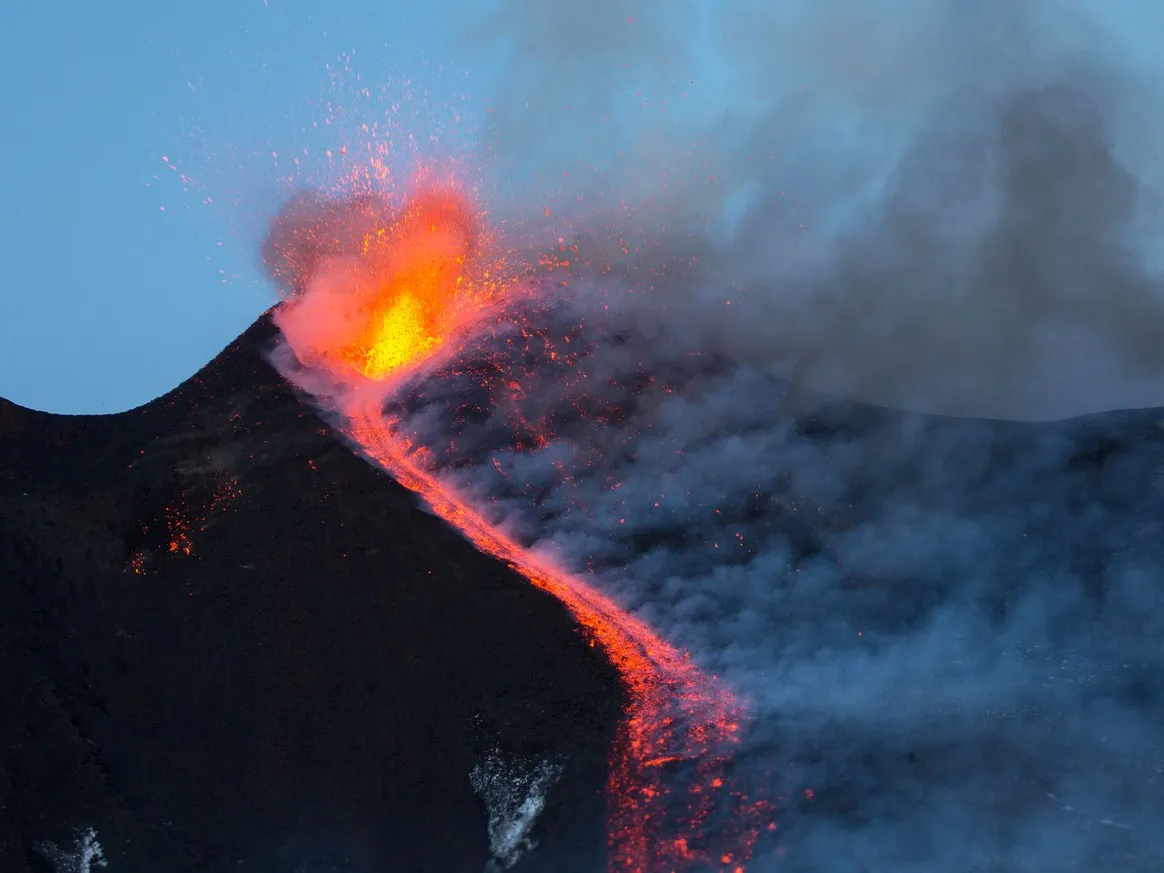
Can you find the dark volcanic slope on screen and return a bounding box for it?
[0,313,623,873]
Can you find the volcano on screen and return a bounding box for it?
[0,312,624,873]
[5,307,1164,872]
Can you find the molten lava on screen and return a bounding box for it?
[273,178,770,871]
[276,184,510,381]
[355,190,475,377]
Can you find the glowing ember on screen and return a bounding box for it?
[126,476,243,575]
[165,502,194,556]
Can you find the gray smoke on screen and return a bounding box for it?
[266,1,1164,868]
[471,0,1164,420]
[377,285,1164,871]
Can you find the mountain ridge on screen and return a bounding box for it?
[0,310,623,872]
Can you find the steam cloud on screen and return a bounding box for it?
[266,1,1164,869]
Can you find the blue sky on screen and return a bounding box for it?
[2,0,1163,414]
[0,0,487,412]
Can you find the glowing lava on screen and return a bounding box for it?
[346,406,765,872]
[275,182,511,381]
[272,178,770,871]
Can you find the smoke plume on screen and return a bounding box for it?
[471,0,1164,420]
[265,1,1164,869]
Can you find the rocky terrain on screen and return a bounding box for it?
[0,312,623,873]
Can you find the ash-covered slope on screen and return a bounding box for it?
[0,312,623,873]
[379,296,1164,871]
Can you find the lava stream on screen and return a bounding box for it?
[345,405,762,872]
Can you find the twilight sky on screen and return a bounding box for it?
[1,0,1162,414]
[0,0,485,413]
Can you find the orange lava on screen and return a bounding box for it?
[274,177,770,870]
[276,181,512,381]
[347,406,762,871]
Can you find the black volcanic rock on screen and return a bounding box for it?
[0,313,624,873]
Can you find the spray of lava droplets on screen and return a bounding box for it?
[267,165,772,870]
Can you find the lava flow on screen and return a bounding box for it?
[271,181,512,382]
[271,178,769,871]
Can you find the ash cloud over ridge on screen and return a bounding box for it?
[265,1,1164,868]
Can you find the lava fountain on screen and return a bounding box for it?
[269,174,770,871]
[269,182,508,380]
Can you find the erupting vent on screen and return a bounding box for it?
[267,176,773,871]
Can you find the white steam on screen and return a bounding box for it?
[469,749,562,871]
[37,827,108,873]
